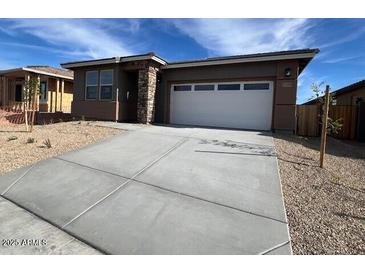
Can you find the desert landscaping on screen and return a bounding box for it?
[274,134,365,255]
[0,121,121,175]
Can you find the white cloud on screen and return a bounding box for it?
[297,70,307,88]
[297,71,328,103]
[0,57,22,69]
[322,55,365,64]
[127,19,141,33]
[318,26,365,49]
[322,56,355,64]
[6,19,137,59]
[0,41,87,57]
[0,26,17,36]
[171,19,313,56]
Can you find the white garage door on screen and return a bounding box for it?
[170,81,274,130]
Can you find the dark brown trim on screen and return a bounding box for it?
[166,48,319,66]
[271,80,277,131]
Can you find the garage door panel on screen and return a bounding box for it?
[170,83,273,130]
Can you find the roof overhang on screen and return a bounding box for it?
[332,80,365,97]
[0,67,73,80]
[162,51,318,69]
[302,79,365,105]
[61,54,167,69]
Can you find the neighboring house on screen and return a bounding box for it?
[61,48,318,131]
[303,80,365,106]
[0,66,74,113]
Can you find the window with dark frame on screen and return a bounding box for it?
[217,83,241,91]
[172,82,271,93]
[194,84,215,91]
[243,83,270,90]
[85,71,98,100]
[173,85,192,91]
[100,70,113,100]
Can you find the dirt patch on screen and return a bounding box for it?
[274,134,365,255]
[0,122,122,175]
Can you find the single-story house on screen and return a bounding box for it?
[0,66,74,113]
[303,79,365,106]
[61,48,319,131]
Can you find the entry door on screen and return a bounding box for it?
[15,84,22,102]
[170,81,274,130]
[120,71,138,121]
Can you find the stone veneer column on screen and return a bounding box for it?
[137,63,158,123]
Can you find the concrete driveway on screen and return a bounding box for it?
[0,123,291,254]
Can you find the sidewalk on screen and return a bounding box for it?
[0,197,102,255]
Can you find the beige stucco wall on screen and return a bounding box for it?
[44,78,73,112]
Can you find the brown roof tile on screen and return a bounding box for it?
[26,66,73,78]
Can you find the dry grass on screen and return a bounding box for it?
[274,134,365,255]
[0,122,121,175]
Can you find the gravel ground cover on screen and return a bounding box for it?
[274,133,365,254]
[0,122,121,175]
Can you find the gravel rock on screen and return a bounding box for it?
[0,122,121,175]
[274,133,365,255]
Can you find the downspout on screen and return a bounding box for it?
[115,57,121,122]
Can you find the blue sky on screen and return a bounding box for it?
[0,18,364,103]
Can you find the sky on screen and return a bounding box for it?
[0,18,364,103]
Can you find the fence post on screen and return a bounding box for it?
[320,85,330,168]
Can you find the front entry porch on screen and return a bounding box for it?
[69,59,160,124]
[0,68,73,114]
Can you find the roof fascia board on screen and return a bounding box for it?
[151,56,167,65]
[23,68,73,80]
[121,55,166,65]
[162,52,317,69]
[0,67,24,74]
[62,55,166,69]
[61,59,116,69]
[0,67,73,80]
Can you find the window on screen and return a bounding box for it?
[243,83,270,90]
[217,83,240,91]
[40,81,47,102]
[86,71,98,100]
[173,85,192,91]
[194,84,215,91]
[171,82,272,93]
[100,70,113,100]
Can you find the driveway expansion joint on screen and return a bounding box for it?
[258,240,291,255]
[0,194,107,255]
[1,164,36,196]
[131,178,288,225]
[61,137,189,229]
[56,154,285,224]
[55,157,131,181]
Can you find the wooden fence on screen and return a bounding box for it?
[296,105,320,136]
[296,105,358,140]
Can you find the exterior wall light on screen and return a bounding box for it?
[284,68,292,77]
